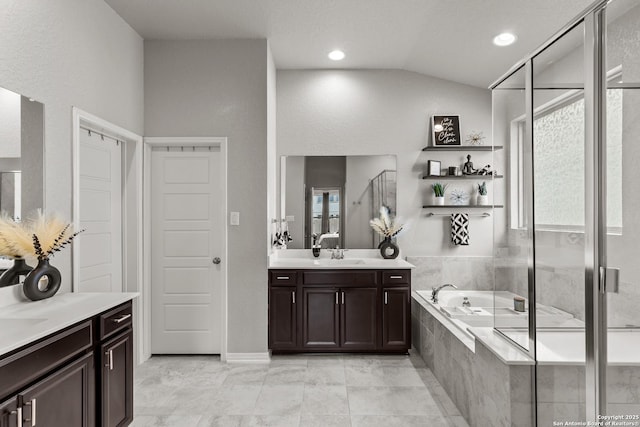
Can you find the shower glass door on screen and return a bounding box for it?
[604,0,640,417]
[531,20,588,426]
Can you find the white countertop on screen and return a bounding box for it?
[269,249,415,270]
[0,292,138,357]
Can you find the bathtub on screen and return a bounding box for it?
[414,289,639,365]
[416,289,580,331]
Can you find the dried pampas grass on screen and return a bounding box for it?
[0,211,83,260]
[369,206,405,238]
[27,210,82,260]
[0,213,33,258]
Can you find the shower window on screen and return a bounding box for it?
[511,87,623,232]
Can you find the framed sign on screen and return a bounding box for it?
[432,115,461,146]
[427,160,441,176]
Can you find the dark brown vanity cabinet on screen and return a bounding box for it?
[0,300,134,427]
[268,286,298,349]
[99,303,134,427]
[269,269,410,353]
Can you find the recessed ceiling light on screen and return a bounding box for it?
[493,33,517,47]
[328,50,345,61]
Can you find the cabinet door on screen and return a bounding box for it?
[269,286,298,349]
[101,331,133,427]
[302,287,339,349]
[20,353,94,427]
[0,398,19,427]
[382,287,411,350]
[340,287,378,350]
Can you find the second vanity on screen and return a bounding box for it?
[0,292,137,427]
[268,250,414,354]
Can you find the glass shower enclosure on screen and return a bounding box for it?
[491,0,640,423]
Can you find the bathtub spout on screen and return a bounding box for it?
[431,284,458,304]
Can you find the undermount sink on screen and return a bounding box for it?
[0,318,47,328]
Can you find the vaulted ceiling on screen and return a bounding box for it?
[105,0,593,88]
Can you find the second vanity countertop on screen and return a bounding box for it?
[269,249,415,270]
[0,292,139,357]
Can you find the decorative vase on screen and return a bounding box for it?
[22,259,62,301]
[476,195,489,205]
[379,237,400,259]
[433,196,445,206]
[0,257,33,288]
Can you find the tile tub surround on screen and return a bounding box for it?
[132,354,470,427]
[411,294,534,427]
[406,256,494,292]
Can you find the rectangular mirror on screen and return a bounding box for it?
[281,155,396,249]
[0,86,44,223]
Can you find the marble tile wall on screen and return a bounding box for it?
[407,256,495,292]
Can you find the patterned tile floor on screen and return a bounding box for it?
[132,351,469,427]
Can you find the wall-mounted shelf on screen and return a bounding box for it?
[422,145,503,152]
[422,175,503,180]
[422,204,504,209]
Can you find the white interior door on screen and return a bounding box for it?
[150,146,223,354]
[77,130,123,293]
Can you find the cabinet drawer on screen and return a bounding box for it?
[0,321,93,401]
[303,271,377,286]
[382,270,410,285]
[270,271,298,285]
[100,302,133,341]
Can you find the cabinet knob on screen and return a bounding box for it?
[213,257,221,265]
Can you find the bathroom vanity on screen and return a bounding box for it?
[268,252,413,353]
[0,293,137,427]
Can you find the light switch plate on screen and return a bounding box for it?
[230,211,240,226]
[285,215,295,222]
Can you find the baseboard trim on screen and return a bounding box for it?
[226,352,271,364]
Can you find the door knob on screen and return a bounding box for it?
[213,257,221,264]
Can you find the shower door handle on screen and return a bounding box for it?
[599,266,620,294]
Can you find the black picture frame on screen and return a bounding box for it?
[427,160,441,176]
[432,115,461,146]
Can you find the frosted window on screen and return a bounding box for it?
[526,90,622,229]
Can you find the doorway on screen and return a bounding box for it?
[144,138,227,356]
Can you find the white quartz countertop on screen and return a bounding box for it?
[269,249,415,270]
[0,292,138,357]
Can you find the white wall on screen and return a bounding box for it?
[267,43,277,252]
[277,70,496,256]
[0,0,144,301]
[144,39,269,354]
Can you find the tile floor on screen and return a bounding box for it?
[132,351,469,427]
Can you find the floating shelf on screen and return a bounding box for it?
[422,204,504,209]
[422,175,503,180]
[422,145,503,152]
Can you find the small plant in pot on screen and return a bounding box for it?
[432,183,449,205]
[477,182,489,205]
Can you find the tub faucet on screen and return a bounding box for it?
[331,246,345,260]
[431,284,458,304]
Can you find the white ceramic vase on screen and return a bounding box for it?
[433,196,445,206]
[476,195,489,205]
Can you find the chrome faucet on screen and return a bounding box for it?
[331,246,345,260]
[431,284,458,303]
